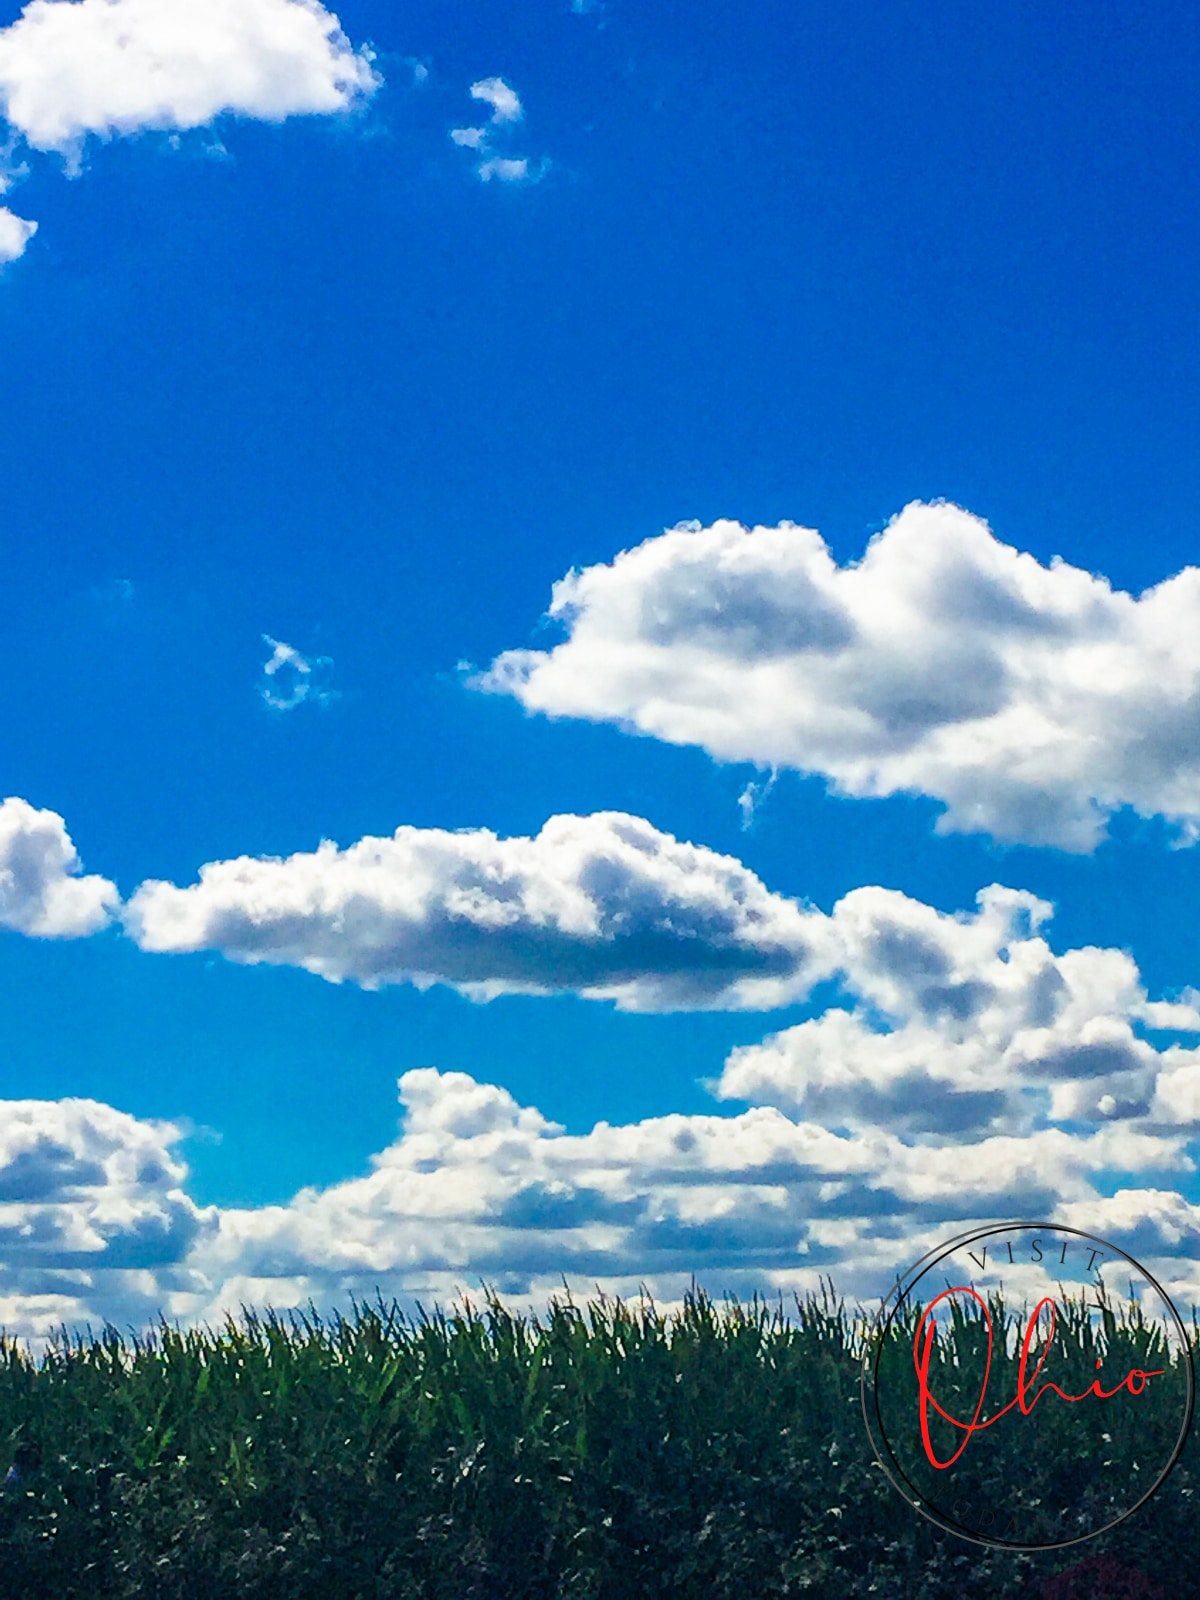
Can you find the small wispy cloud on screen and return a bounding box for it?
[469,76,523,125]
[95,576,135,604]
[478,156,531,184]
[450,76,546,185]
[736,768,777,831]
[88,576,136,628]
[259,635,336,712]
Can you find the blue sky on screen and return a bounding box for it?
[3,0,1200,1341]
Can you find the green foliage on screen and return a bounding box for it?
[0,1283,1192,1598]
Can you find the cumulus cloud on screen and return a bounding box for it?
[184,1072,1151,1334]
[259,633,335,711]
[0,796,118,937]
[122,811,834,1010]
[0,0,378,159]
[450,75,545,185]
[479,501,1200,851]
[6,1043,1200,1348]
[0,1096,214,1344]
[0,203,35,260]
[715,881,1200,1140]
[115,800,1200,1094]
[6,816,1200,1345]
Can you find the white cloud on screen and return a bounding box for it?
[451,74,545,185]
[715,880,1200,1140]
[4,815,1198,1346]
[122,811,835,1010]
[0,203,35,259]
[477,155,531,184]
[479,500,1200,851]
[469,76,522,125]
[736,768,776,830]
[115,800,1200,1101]
[259,633,335,711]
[14,850,1200,1343]
[0,1095,215,1345]
[0,796,118,937]
[0,0,379,159]
[5,1047,1200,1349]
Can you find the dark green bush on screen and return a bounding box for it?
[0,1283,1192,1598]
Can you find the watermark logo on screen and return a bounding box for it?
[861,1222,1194,1551]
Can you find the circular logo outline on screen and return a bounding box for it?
[860,1221,1195,1552]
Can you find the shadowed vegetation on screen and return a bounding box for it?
[0,1284,1192,1598]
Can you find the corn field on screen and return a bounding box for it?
[0,1283,1193,1598]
